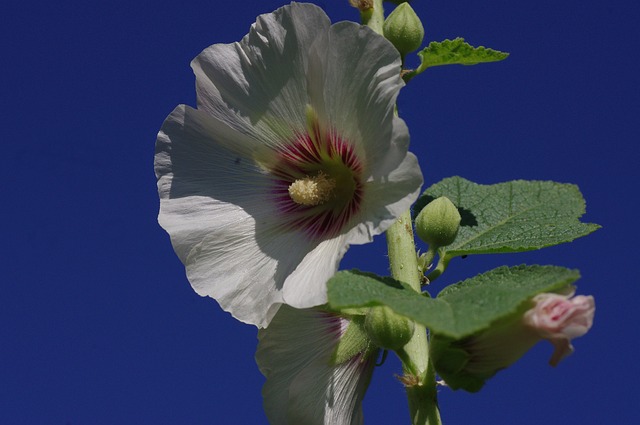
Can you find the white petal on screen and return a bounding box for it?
[343,152,423,246]
[306,21,406,172]
[288,356,372,425]
[155,104,270,182]
[362,151,423,232]
[191,3,331,148]
[282,236,349,309]
[303,20,422,244]
[256,307,374,425]
[156,105,320,326]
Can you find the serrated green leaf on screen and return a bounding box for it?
[414,176,600,257]
[327,266,579,339]
[414,38,508,74]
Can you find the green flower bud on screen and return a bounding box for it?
[383,3,424,56]
[415,196,461,248]
[364,306,415,350]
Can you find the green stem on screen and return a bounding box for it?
[386,211,442,425]
[418,246,438,277]
[366,4,441,422]
[360,0,385,35]
[425,251,451,283]
[395,348,417,376]
[405,361,442,425]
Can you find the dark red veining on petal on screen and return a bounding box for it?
[314,310,348,341]
[270,125,364,240]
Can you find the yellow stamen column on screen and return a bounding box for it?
[288,172,336,206]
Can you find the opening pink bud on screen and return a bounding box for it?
[523,293,595,366]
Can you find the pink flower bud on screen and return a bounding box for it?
[523,293,595,366]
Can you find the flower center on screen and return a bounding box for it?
[288,172,336,206]
[268,106,364,239]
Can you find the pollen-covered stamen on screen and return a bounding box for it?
[288,172,336,206]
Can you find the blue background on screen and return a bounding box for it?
[2,0,638,423]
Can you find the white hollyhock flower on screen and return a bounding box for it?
[155,2,423,327]
[256,306,376,425]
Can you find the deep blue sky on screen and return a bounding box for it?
[2,0,638,424]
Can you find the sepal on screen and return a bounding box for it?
[364,306,415,350]
[331,315,375,365]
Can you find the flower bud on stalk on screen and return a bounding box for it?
[415,196,461,248]
[365,306,415,350]
[383,3,424,56]
[430,292,595,392]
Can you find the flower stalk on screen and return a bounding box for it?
[386,211,442,425]
[361,0,385,35]
[363,3,442,422]
[425,251,451,283]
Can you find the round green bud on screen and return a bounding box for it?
[415,196,461,248]
[364,306,415,350]
[383,3,424,56]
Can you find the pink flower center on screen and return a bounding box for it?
[270,114,364,239]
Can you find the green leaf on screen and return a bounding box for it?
[327,270,435,311]
[414,38,508,74]
[414,176,600,257]
[327,269,452,327]
[327,266,579,339]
